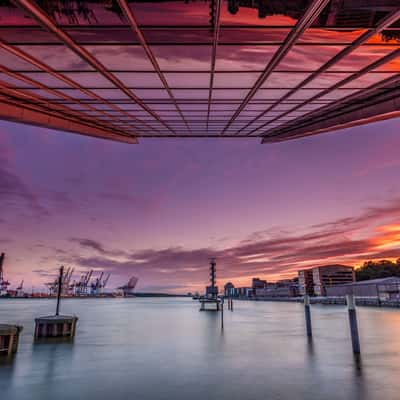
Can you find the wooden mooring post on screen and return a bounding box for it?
[304,295,312,337]
[346,294,361,354]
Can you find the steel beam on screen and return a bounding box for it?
[220,0,330,134]
[0,40,157,135]
[206,0,222,131]
[11,0,174,134]
[117,0,189,134]
[241,10,400,136]
[0,98,137,143]
[0,81,137,141]
[260,48,400,139]
[262,75,400,143]
[0,64,140,137]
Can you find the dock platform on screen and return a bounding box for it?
[199,297,222,311]
[34,315,78,339]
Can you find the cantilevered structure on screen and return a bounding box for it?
[0,0,399,143]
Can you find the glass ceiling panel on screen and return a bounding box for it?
[0,47,39,71]
[17,45,93,70]
[84,45,153,70]
[67,28,139,44]
[219,28,290,44]
[298,28,366,44]
[261,72,311,88]
[329,46,400,72]
[114,72,163,88]
[61,72,117,88]
[143,29,213,44]
[165,72,210,88]
[214,72,259,88]
[277,45,346,71]
[341,72,398,89]
[0,0,397,139]
[0,28,61,43]
[216,45,279,71]
[151,45,211,71]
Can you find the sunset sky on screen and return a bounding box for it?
[1,118,400,293]
[0,0,399,293]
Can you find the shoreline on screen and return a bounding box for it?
[238,296,400,308]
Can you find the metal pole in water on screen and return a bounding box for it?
[55,266,64,316]
[304,294,312,337]
[230,298,233,312]
[346,294,360,354]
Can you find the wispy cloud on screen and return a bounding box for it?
[49,198,400,292]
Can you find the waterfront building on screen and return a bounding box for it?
[252,278,268,290]
[325,277,400,300]
[254,279,299,298]
[224,282,235,297]
[232,287,252,298]
[298,269,315,296]
[313,265,355,296]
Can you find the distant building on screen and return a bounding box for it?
[326,277,400,300]
[254,279,299,298]
[298,269,315,296]
[224,282,235,297]
[252,278,267,291]
[313,265,355,296]
[232,287,252,298]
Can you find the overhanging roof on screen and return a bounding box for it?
[0,0,399,143]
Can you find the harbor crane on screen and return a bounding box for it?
[0,252,10,296]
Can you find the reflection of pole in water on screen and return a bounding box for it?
[221,298,224,330]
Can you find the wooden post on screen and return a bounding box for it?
[304,295,312,337]
[230,298,233,312]
[7,333,14,356]
[346,294,360,354]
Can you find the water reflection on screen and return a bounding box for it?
[1,300,400,399]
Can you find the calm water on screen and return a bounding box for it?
[1,298,400,400]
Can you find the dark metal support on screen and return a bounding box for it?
[220,0,330,134]
[206,0,222,131]
[55,266,64,316]
[238,9,400,136]
[11,0,174,134]
[0,40,156,135]
[221,298,224,330]
[261,49,400,140]
[116,0,188,134]
[0,64,138,137]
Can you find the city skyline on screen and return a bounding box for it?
[1,116,400,293]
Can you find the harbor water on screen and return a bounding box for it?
[1,298,400,400]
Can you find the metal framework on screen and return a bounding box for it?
[0,0,398,143]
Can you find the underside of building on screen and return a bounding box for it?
[0,0,399,144]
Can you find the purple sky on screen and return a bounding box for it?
[1,117,400,293]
